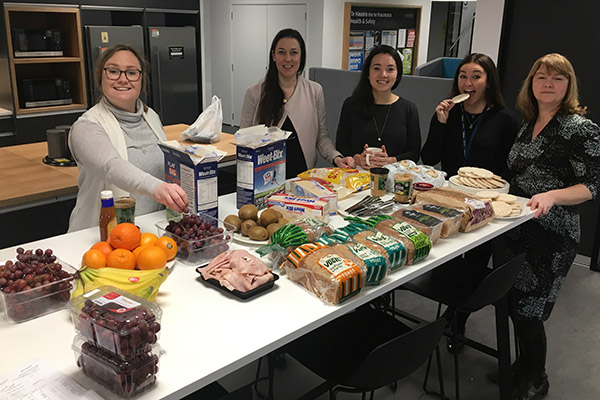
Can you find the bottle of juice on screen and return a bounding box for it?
[99,190,117,241]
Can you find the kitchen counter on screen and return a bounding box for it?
[0,124,236,210]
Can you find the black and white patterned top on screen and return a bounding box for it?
[508,113,600,242]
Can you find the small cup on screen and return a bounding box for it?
[365,147,383,167]
[370,167,389,197]
[115,196,136,224]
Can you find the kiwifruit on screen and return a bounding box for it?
[278,217,290,225]
[239,204,258,221]
[260,208,279,225]
[241,219,257,236]
[273,209,283,218]
[256,218,265,227]
[224,215,242,232]
[248,226,268,241]
[266,222,283,237]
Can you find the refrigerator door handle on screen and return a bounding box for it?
[151,46,164,117]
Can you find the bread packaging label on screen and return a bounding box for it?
[346,242,387,285]
[365,232,406,270]
[389,222,431,264]
[316,254,363,299]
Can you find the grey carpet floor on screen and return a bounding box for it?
[216,263,600,399]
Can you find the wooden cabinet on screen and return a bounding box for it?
[3,5,87,115]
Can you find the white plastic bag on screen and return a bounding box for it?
[180,95,222,143]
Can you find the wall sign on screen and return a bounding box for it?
[342,3,420,74]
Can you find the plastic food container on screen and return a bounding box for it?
[70,286,162,360]
[0,258,76,323]
[155,212,233,266]
[73,335,162,398]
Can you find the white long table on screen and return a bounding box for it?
[0,192,534,399]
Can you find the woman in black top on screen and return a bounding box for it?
[420,54,520,354]
[421,53,519,179]
[335,45,421,169]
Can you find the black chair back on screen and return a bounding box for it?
[341,317,446,390]
[463,253,525,311]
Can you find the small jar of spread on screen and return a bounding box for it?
[393,173,413,203]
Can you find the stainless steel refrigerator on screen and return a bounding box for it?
[147,26,199,125]
[85,26,145,103]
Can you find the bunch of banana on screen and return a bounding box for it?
[72,265,172,301]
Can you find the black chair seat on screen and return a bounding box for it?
[283,306,445,399]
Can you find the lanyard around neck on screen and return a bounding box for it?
[460,104,488,160]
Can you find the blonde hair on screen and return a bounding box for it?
[516,53,586,122]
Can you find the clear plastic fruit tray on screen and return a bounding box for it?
[0,258,76,323]
[155,212,234,266]
[73,334,162,398]
[70,286,162,360]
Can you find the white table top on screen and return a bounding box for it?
[0,191,534,400]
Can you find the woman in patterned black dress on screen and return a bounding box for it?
[507,53,600,399]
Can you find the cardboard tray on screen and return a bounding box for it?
[195,267,279,300]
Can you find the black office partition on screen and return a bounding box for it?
[498,0,600,270]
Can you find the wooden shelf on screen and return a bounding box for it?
[4,5,88,116]
[14,57,83,65]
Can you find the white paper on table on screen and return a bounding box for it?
[0,359,102,400]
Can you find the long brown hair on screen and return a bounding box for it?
[256,29,306,126]
[450,53,506,109]
[516,53,586,122]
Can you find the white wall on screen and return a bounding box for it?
[471,0,504,63]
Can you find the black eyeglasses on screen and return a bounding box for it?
[103,67,142,82]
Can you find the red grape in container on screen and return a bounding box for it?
[155,212,233,265]
[70,286,162,360]
[0,247,76,323]
[73,335,163,398]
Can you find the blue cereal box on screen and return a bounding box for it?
[159,141,224,220]
[236,140,286,209]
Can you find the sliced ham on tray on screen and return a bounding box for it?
[200,250,273,292]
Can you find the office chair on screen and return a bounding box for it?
[398,253,525,400]
[282,305,446,400]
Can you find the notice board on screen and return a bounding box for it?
[343,3,420,74]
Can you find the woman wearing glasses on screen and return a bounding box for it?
[68,44,188,232]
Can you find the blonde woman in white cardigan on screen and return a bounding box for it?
[240,28,354,178]
[68,45,188,232]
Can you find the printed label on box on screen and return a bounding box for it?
[237,140,286,209]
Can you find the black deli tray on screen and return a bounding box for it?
[195,267,279,300]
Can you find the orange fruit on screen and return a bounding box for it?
[82,249,107,269]
[106,248,136,270]
[90,241,114,258]
[140,232,158,247]
[109,223,142,251]
[136,246,167,270]
[154,236,178,261]
[132,245,148,260]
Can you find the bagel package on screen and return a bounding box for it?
[411,187,494,232]
[384,160,446,193]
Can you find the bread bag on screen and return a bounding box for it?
[390,209,444,243]
[318,234,387,285]
[412,187,494,232]
[332,223,406,271]
[410,204,463,238]
[284,242,366,305]
[347,216,431,265]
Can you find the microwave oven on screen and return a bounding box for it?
[11,28,63,57]
[19,78,72,108]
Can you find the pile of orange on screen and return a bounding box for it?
[81,223,177,270]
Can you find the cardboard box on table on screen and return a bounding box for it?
[159,141,225,219]
[236,140,286,210]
